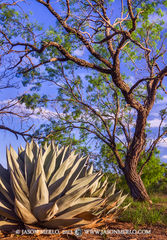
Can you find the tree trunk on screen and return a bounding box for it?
[120,110,152,203]
[123,165,152,203]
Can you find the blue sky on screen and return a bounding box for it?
[0,0,167,167]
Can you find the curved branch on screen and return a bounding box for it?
[0,124,36,141]
[37,0,113,69]
[139,129,167,175]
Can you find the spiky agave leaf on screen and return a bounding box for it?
[0,141,129,229]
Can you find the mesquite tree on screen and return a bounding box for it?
[1,0,167,201]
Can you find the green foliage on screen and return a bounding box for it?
[138,150,166,192]
[119,195,167,226]
[0,5,42,41]
[98,145,166,193]
[152,164,167,194]
[19,94,48,110]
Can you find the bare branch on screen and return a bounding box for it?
[139,129,167,175]
[0,124,35,141]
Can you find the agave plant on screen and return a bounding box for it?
[0,141,128,228]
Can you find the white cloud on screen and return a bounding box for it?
[147,118,166,128]
[150,112,159,117]
[162,154,167,159]
[157,137,167,148]
[157,95,167,104]
[149,11,167,28]
[0,99,57,121]
[73,47,85,57]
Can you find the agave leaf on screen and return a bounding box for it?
[73,198,104,218]
[87,163,93,175]
[106,206,118,215]
[54,145,72,171]
[33,202,58,221]
[93,198,118,216]
[30,173,49,208]
[53,146,64,171]
[89,179,99,195]
[7,147,29,197]
[44,144,57,183]
[31,141,39,158]
[105,182,116,197]
[45,153,57,184]
[0,164,10,182]
[93,190,123,217]
[92,183,108,198]
[55,186,90,213]
[68,172,102,194]
[0,177,14,205]
[24,142,34,187]
[0,191,13,207]
[13,169,29,198]
[48,151,78,187]
[104,191,124,215]
[6,147,14,171]
[74,211,96,221]
[43,142,48,151]
[18,146,24,154]
[0,164,14,204]
[41,217,81,228]
[45,146,64,185]
[43,143,52,165]
[18,148,25,169]
[105,199,118,211]
[111,204,130,216]
[105,190,123,205]
[56,146,68,166]
[56,198,102,220]
[122,203,131,211]
[10,170,31,210]
[101,177,108,188]
[78,161,89,178]
[43,141,54,169]
[9,146,23,168]
[0,194,17,220]
[0,206,18,221]
[49,172,72,202]
[74,197,102,205]
[15,198,37,224]
[30,147,45,188]
[16,148,24,174]
[64,156,88,192]
[56,173,102,213]
[49,156,87,201]
[11,163,29,198]
[61,145,72,163]
[0,220,19,230]
[72,171,99,187]
[114,194,128,208]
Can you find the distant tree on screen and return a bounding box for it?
[1,0,167,202]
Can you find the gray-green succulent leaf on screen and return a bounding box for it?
[0,141,129,228]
